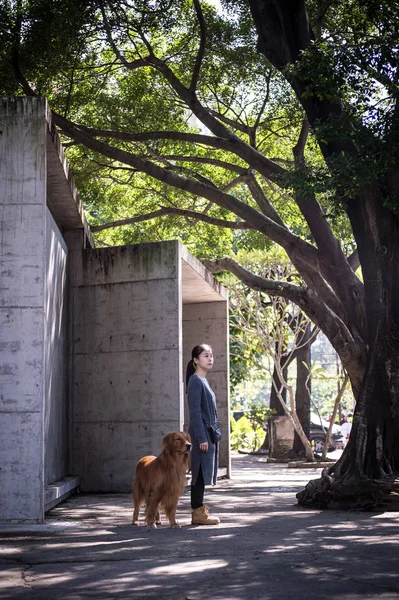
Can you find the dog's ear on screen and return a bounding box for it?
[162,433,174,449]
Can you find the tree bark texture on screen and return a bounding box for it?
[269,354,288,416]
[249,0,399,507]
[268,335,312,456]
[293,342,311,454]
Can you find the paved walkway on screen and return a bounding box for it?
[1,454,399,599]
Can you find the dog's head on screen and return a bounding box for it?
[162,431,192,454]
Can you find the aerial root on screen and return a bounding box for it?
[296,473,397,510]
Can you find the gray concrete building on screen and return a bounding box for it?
[0,97,230,523]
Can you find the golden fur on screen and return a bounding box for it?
[132,431,192,528]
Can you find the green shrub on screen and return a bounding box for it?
[230,402,275,452]
[230,415,260,451]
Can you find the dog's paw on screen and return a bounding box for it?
[147,523,157,530]
[170,522,181,529]
[132,521,139,526]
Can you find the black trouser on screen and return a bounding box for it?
[191,467,205,509]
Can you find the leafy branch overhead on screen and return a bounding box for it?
[4,0,399,504]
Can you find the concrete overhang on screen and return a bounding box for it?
[180,244,228,304]
[45,104,94,248]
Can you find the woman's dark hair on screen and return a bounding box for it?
[185,343,212,388]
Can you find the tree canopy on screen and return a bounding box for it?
[3,0,399,508]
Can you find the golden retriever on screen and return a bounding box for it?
[132,431,192,528]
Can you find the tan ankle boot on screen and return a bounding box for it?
[192,505,220,525]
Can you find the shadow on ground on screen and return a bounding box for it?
[1,455,398,599]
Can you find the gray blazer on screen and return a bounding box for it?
[187,374,219,486]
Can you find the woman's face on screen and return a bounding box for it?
[195,347,214,371]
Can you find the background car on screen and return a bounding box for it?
[232,410,344,453]
[310,415,344,453]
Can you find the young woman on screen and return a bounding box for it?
[186,343,220,525]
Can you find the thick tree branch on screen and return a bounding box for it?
[190,0,207,92]
[157,155,247,175]
[223,174,247,192]
[248,0,358,159]
[64,123,250,154]
[292,116,366,335]
[208,108,251,136]
[203,257,308,302]
[293,256,346,322]
[138,54,287,181]
[204,256,366,393]
[347,249,360,272]
[98,7,283,178]
[204,257,344,325]
[54,111,326,275]
[250,70,272,146]
[292,116,309,167]
[91,207,253,232]
[245,172,287,226]
[243,166,362,331]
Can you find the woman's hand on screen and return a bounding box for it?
[200,442,209,452]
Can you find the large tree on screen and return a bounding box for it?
[246,0,399,508]
[4,0,399,507]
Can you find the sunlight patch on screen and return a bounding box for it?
[148,558,228,575]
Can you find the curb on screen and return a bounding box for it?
[287,461,336,469]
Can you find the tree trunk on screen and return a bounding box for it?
[265,360,287,453]
[297,346,399,509]
[293,342,311,454]
[268,331,313,456]
[321,373,349,461]
[248,0,399,508]
[269,357,288,416]
[297,199,399,507]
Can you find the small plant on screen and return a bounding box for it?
[230,403,276,452]
[247,403,276,451]
[230,414,254,451]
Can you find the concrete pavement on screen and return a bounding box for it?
[1,453,399,599]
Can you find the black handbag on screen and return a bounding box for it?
[207,420,222,443]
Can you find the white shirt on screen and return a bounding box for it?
[341,421,352,437]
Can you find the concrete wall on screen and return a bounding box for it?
[0,97,72,521]
[44,211,69,484]
[69,242,183,492]
[183,302,230,476]
[0,97,47,522]
[0,96,230,519]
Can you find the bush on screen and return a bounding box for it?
[230,402,275,452]
[230,414,263,451]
